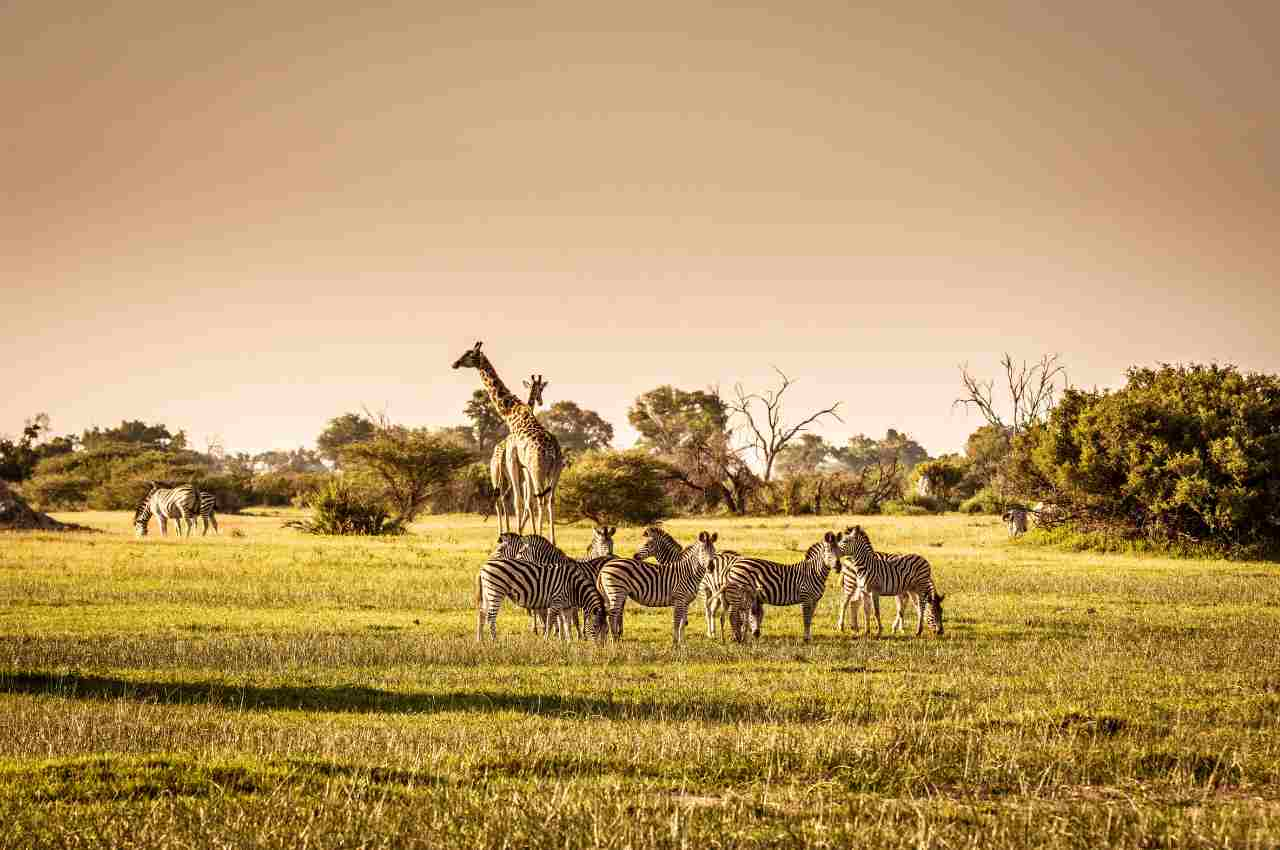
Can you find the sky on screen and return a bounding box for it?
[3,0,1277,460]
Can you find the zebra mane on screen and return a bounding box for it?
[635,526,683,562]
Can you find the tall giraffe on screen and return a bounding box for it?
[490,373,549,533]
[453,342,565,543]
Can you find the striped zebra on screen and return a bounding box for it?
[596,531,717,645]
[475,544,609,643]
[521,526,615,637]
[843,524,946,637]
[632,526,760,638]
[194,490,219,536]
[492,531,523,558]
[1002,507,1028,537]
[134,483,199,537]
[833,526,908,635]
[718,531,843,643]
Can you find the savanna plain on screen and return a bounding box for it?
[2,512,1279,849]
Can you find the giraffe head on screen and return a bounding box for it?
[451,341,486,370]
[523,374,549,407]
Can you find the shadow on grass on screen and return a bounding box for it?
[0,671,833,723]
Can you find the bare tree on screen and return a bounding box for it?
[955,354,1066,434]
[729,368,843,482]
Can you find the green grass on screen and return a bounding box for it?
[2,511,1278,848]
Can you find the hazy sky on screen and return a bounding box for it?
[4,1,1277,458]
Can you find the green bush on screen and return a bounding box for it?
[283,480,402,536]
[957,488,1005,515]
[880,500,931,516]
[556,449,671,526]
[1009,364,1280,555]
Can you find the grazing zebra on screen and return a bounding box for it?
[843,524,945,637]
[475,546,609,643]
[194,491,219,536]
[719,531,843,643]
[596,531,717,645]
[1003,507,1028,537]
[632,526,760,638]
[134,483,199,537]
[521,526,615,637]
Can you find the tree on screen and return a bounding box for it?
[832,429,928,473]
[316,413,375,467]
[728,368,842,482]
[540,401,614,456]
[955,353,1066,435]
[628,386,729,453]
[464,389,507,458]
[774,434,834,477]
[556,450,672,526]
[1,414,76,483]
[81,420,178,449]
[340,426,473,525]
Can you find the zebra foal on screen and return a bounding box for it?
[597,531,717,646]
[843,525,946,637]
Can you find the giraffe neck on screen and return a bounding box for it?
[474,355,524,422]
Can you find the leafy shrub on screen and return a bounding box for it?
[340,428,473,524]
[556,449,671,526]
[880,500,931,516]
[1009,364,1280,555]
[283,480,402,536]
[958,488,1005,515]
[21,474,93,510]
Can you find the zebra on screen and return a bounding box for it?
[475,545,609,643]
[632,526,760,639]
[843,524,946,637]
[718,531,843,643]
[832,526,908,635]
[134,483,199,537]
[492,531,523,558]
[193,490,219,536]
[1003,507,1028,537]
[596,531,717,645]
[520,526,615,637]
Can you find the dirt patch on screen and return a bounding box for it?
[0,481,97,533]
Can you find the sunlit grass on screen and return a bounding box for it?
[2,511,1278,848]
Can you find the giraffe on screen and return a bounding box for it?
[490,373,549,533]
[453,342,565,543]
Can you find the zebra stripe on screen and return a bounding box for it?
[597,531,717,645]
[475,555,608,642]
[193,491,219,536]
[828,526,908,635]
[134,484,199,538]
[519,527,615,638]
[634,527,757,638]
[720,531,842,643]
[844,525,946,637]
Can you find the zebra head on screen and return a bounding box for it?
[693,531,718,568]
[817,531,842,571]
[492,532,522,558]
[926,592,946,635]
[522,374,549,407]
[587,526,616,559]
[133,496,152,537]
[633,526,682,563]
[515,534,560,563]
[844,524,874,564]
[451,340,486,370]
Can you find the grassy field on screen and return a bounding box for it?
[2,510,1278,848]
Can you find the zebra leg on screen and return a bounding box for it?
[672,605,685,646]
[606,591,627,641]
[572,608,582,640]
[210,514,219,535]
[916,595,927,637]
[802,601,816,643]
[704,590,715,637]
[873,594,883,637]
[836,591,849,631]
[158,516,168,536]
[891,595,906,633]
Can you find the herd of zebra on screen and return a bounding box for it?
[133,483,219,537]
[475,523,946,644]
